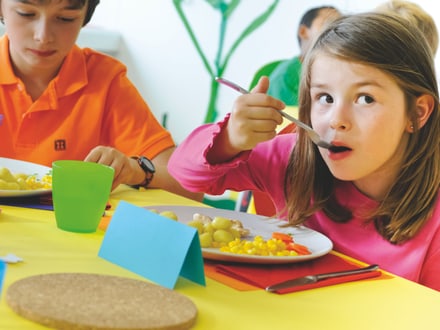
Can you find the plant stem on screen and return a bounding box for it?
[204,78,220,123]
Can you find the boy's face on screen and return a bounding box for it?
[299,9,341,55]
[1,0,87,75]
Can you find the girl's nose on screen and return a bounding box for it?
[329,119,349,130]
[329,104,351,131]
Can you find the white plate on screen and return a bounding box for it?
[0,157,52,197]
[146,205,333,264]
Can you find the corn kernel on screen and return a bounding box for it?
[219,235,306,257]
[0,167,52,191]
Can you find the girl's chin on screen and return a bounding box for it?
[328,169,359,181]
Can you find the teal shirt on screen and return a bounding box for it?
[267,56,301,106]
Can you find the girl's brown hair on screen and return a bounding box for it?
[284,12,440,244]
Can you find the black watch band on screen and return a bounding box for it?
[131,156,155,189]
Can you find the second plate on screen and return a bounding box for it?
[146,205,333,264]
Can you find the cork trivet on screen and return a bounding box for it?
[6,273,197,330]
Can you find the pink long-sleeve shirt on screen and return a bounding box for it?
[168,117,440,291]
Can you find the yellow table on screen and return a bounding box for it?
[1,186,440,330]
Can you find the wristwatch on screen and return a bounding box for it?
[131,156,155,189]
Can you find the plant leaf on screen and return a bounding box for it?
[205,0,225,10]
[224,0,240,18]
[221,0,279,69]
[172,0,214,76]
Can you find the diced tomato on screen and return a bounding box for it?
[286,242,311,255]
[271,232,293,243]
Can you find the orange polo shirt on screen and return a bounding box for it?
[0,35,174,167]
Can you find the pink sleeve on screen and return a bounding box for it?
[168,115,296,201]
[419,219,440,290]
[168,115,251,194]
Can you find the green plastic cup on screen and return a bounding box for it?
[52,160,114,233]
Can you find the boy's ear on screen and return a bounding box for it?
[407,94,434,132]
[298,24,309,43]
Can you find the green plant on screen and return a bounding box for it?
[173,0,280,123]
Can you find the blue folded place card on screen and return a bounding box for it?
[98,201,205,289]
[0,261,5,296]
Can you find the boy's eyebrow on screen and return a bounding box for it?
[13,0,84,10]
[14,0,38,4]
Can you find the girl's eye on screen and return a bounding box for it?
[318,94,334,104]
[357,95,375,104]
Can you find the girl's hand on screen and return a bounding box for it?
[227,76,285,151]
[84,146,144,190]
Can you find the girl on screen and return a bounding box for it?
[0,0,201,200]
[168,12,440,290]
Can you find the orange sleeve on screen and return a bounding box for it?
[92,55,175,159]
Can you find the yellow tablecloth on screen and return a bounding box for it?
[1,186,439,329]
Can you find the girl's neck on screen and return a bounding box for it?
[353,149,406,201]
[353,174,395,201]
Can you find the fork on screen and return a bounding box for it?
[215,77,332,149]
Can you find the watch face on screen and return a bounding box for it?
[139,156,155,173]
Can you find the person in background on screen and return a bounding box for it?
[375,0,438,55]
[0,0,202,201]
[266,5,341,105]
[168,13,440,290]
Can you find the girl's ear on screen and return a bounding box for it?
[407,94,434,132]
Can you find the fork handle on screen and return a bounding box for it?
[216,76,313,132]
[279,110,311,131]
[215,77,250,94]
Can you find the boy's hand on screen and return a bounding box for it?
[84,146,144,190]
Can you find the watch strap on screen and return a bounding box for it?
[131,156,155,189]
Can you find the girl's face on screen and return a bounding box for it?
[1,0,87,75]
[310,54,412,200]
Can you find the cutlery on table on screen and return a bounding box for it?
[215,77,333,149]
[265,264,379,292]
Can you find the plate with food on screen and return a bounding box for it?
[0,157,52,197]
[146,205,333,264]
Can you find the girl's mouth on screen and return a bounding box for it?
[329,145,352,153]
[327,143,352,161]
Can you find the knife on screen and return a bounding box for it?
[265,264,379,292]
